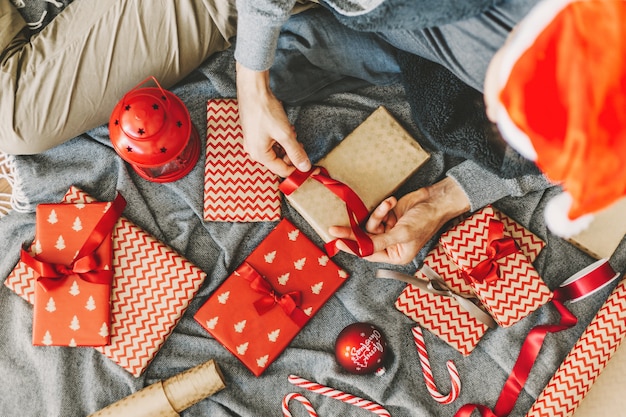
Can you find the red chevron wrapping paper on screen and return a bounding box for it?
[395,245,489,356]
[5,187,206,376]
[194,218,349,376]
[204,98,281,222]
[26,200,116,347]
[525,276,626,417]
[439,206,552,327]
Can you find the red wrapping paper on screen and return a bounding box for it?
[439,206,552,327]
[194,218,349,376]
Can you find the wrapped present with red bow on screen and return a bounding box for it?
[194,218,349,376]
[439,205,552,327]
[19,193,126,346]
[279,106,430,257]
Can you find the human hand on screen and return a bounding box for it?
[328,177,471,264]
[235,62,311,177]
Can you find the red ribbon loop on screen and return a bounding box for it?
[239,263,309,327]
[465,220,518,284]
[21,193,126,292]
[280,167,374,257]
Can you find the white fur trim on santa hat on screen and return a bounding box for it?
[544,191,594,238]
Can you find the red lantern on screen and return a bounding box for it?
[334,322,388,375]
[109,76,200,183]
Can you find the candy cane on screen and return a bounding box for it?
[412,326,461,404]
[288,375,391,417]
[282,392,318,417]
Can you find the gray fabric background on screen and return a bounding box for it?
[0,44,624,417]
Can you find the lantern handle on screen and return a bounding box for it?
[121,75,172,110]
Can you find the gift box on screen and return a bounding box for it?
[394,245,493,356]
[21,195,125,347]
[194,218,349,376]
[281,106,430,244]
[439,206,552,327]
[5,186,206,376]
[204,98,281,222]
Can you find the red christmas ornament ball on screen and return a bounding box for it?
[334,322,388,374]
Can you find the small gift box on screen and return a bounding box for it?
[393,245,495,356]
[194,218,349,376]
[280,106,430,248]
[204,98,281,222]
[21,194,126,346]
[5,187,206,376]
[439,206,552,327]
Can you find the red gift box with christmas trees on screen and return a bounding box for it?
[194,218,349,376]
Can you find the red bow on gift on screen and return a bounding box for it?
[239,262,309,327]
[464,219,519,284]
[21,193,126,292]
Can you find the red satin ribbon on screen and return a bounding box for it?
[239,263,309,327]
[21,193,126,292]
[454,260,619,417]
[280,167,374,257]
[465,219,519,284]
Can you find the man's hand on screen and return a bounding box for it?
[236,62,311,177]
[328,177,471,264]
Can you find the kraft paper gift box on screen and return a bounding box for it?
[281,106,430,245]
[6,186,206,376]
[194,218,350,376]
[204,98,281,222]
[20,194,125,347]
[394,245,494,356]
[439,205,552,327]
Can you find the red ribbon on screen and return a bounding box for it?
[454,260,620,417]
[239,263,309,327]
[21,193,126,292]
[280,167,374,257]
[464,219,519,284]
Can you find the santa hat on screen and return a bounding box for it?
[488,0,626,237]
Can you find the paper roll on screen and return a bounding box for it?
[89,360,226,417]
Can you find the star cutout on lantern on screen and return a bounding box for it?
[138,128,145,135]
[126,146,133,152]
[176,121,182,128]
[160,147,167,153]
[152,103,159,110]
[124,105,131,111]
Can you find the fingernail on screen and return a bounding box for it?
[297,161,311,172]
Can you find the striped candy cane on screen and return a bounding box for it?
[412,326,461,404]
[288,375,391,417]
[282,392,318,417]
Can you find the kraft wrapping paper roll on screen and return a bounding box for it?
[89,359,226,417]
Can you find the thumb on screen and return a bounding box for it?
[273,126,311,172]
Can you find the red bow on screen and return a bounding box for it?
[239,263,309,327]
[280,167,374,257]
[464,219,519,284]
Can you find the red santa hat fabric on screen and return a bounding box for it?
[490,0,626,237]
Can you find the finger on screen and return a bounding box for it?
[273,128,311,172]
[366,197,398,234]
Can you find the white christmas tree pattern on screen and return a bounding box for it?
[236,342,249,355]
[205,317,219,330]
[234,320,246,333]
[33,240,43,255]
[264,251,277,263]
[75,202,85,209]
[54,235,66,250]
[69,315,80,331]
[318,255,329,266]
[42,331,53,346]
[294,258,306,270]
[217,291,230,304]
[303,307,313,316]
[45,297,56,313]
[47,209,58,224]
[311,282,324,295]
[267,329,280,342]
[72,216,83,232]
[69,280,80,296]
[68,339,77,347]
[277,273,290,286]
[288,229,299,241]
[256,355,269,368]
[98,323,109,337]
[103,202,111,213]
[85,296,96,311]
[338,270,348,279]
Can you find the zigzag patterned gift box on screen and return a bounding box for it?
[5,186,206,377]
[204,98,281,222]
[439,205,552,327]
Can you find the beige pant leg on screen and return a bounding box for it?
[0,0,233,155]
